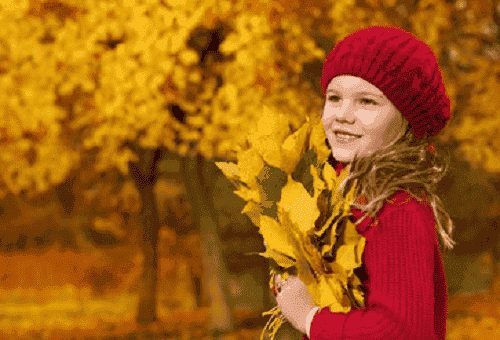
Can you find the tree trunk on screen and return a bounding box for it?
[135,184,160,324]
[128,146,163,325]
[180,153,234,333]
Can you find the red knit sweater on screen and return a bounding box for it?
[302,161,448,340]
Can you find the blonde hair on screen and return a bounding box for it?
[332,118,456,256]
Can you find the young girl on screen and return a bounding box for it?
[272,26,455,340]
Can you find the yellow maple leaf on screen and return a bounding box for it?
[253,248,296,269]
[234,186,261,203]
[331,165,352,207]
[322,161,336,191]
[280,122,311,175]
[214,161,240,182]
[314,275,341,309]
[336,241,364,278]
[277,174,320,235]
[241,201,263,228]
[277,209,319,287]
[246,106,290,168]
[309,121,331,165]
[236,147,265,187]
[258,215,296,261]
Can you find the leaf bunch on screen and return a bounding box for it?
[215,106,366,337]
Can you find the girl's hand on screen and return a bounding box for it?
[275,274,319,334]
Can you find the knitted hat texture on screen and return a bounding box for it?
[320,26,451,139]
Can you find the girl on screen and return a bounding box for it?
[272,26,455,340]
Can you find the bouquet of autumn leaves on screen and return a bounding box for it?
[215,106,366,340]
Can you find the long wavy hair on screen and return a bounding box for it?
[327,117,456,256]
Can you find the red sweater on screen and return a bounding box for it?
[302,161,448,340]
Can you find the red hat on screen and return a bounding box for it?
[321,26,451,139]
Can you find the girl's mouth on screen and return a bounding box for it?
[334,131,362,143]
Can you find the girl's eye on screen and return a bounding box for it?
[361,98,377,105]
[327,96,377,105]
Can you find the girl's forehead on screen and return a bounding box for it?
[327,75,384,96]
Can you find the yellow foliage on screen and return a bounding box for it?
[484,147,500,174]
[92,212,126,239]
[217,107,365,339]
[1,0,337,196]
[0,0,30,20]
[280,123,311,175]
[408,0,452,58]
[330,0,356,22]
[178,49,199,66]
[439,68,458,138]
[237,148,265,188]
[316,274,351,313]
[309,122,332,166]
[233,186,261,204]
[257,215,296,262]
[5,0,495,224]
[336,238,365,277]
[241,200,263,229]
[459,0,495,36]
[327,0,392,43]
[451,64,500,173]
[245,106,290,169]
[309,164,325,202]
[0,2,309,197]
[277,174,320,234]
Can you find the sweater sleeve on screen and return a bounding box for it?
[309,198,438,340]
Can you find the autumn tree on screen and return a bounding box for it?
[0,0,323,332]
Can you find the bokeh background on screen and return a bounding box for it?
[1,0,500,339]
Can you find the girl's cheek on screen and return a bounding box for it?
[360,116,382,130]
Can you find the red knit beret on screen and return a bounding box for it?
[320,26,451,139]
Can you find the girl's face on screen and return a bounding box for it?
[321,75,407,163]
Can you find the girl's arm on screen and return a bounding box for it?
[309,195,439,340]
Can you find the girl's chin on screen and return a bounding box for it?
[331,152,355,163]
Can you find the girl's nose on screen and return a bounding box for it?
[324,101,355,124]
